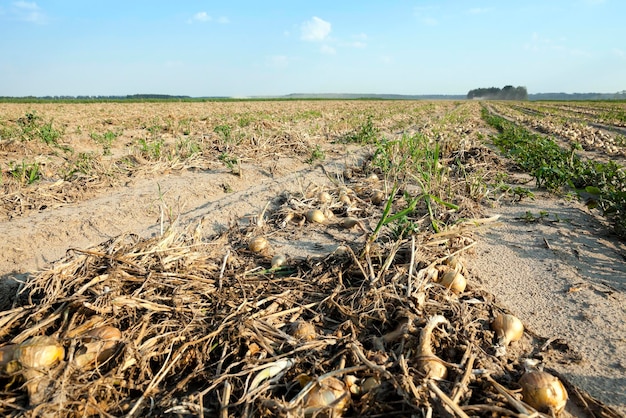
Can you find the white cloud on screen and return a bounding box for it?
[301,16,331,42]
[613,48,625,59]
[189,11,211,23]
[12,1,46,23]
[188,12,229,24]
[320,45,336,55]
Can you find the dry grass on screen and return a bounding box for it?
[0,160,620,417]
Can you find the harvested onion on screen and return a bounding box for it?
[317,191,332,203]
[491,313,524,357]
[306,209,326,223]
[416,315,449,380]
[271,254,287,269]
[371,190,385,205]
[290,321,316,341]
[74,325,122,369]
[13,336,64,370]
[297,375,350,417]
[519,370,568,414]
[12,336,65,405]
[439,270,466,294]
[249,236,269,253]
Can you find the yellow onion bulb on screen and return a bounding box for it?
[249,236,269,253]
[305,209,326,224]
[519,371,568,414]
[13,336,64,370]
[492,314,524,345]
[439,270,466,294]
[317,191,332,203]
[301,376,350,417]
[371,190,385,205]
[290,321,316,341]
[74,325,122,369]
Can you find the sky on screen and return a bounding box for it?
[0,0,624,97]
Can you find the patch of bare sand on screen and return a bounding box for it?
[466,192,626,414]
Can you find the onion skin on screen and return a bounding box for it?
[519,371,568,414]
[318,191,332,203]
[416,315,449,380]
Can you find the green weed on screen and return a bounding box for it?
[90,130,120,155]
[8,160,41,185]
[341,115,378,144]
[138,137,164,160]
[306,145,325,164]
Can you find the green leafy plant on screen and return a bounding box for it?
[218,152,239,174]
[342,115,378,144]
[483,107,626,238]
[138,137,164,160]
[8,160,41,185]
[90,130,120,155]
[306,145,325,164]
[214,124,232,141]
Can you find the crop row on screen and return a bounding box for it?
[482,107,626,238]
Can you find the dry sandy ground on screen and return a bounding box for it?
[1,147,625,415]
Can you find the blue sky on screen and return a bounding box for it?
[0,0,624,96]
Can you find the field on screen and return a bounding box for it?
[0,100,624,417]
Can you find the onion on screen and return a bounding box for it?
[491,313,524,357]
[317,191,332,203]
[249,236,269,253]
[339,217,364,231]
[298,375,350,417]
[416,315,449,380]
[290,321,316,341]
[439,270,466,294]
[519,370,568,414]
[339,193,352,205]
[366,173,379,182]
[271,254,287,269]
[13,336,65,405]
[13,336,64,370]
[306,209,326,224]
[74,326,122,369]
[371,190,385,205]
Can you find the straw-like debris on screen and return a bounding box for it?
[0,165,621,418]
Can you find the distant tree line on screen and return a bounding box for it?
[467,85,528,100]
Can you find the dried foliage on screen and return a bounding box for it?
[0,165,620,418]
